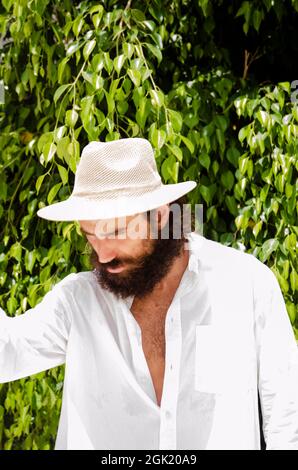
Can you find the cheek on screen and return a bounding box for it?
[114,239,135,256]
[86,236,145,260]
[114,239,144,260]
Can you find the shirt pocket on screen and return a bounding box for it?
[194,325,255,394]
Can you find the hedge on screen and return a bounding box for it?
[0,0,297,450]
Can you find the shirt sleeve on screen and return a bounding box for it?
[253,260,298,450]
[0,276,73,384]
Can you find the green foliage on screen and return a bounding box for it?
[0,0,297,449]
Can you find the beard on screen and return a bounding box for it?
[89,229,188,301]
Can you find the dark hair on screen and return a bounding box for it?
[144,194,196,239]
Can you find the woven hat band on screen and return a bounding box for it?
[72,179,163,201]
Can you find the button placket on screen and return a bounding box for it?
[124,304,158,404]
[159,298,182,450]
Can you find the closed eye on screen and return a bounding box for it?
[84,229,127,239]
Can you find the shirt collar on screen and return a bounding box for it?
[174,231,203,296]
[185,231,204,275]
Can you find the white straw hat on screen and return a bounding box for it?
[37,138,197,221]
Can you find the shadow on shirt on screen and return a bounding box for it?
[258,392,266,450]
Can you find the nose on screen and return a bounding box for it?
[94,241,118,264]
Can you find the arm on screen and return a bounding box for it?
[0,275,74,383]
[254,261,298,450]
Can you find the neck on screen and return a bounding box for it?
[144,243,190,300]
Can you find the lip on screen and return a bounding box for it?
[106,265,126,273]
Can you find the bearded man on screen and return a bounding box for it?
[0,138,297,450]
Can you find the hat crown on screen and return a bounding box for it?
[72,138,162,200]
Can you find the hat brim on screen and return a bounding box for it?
[37,181,197,221]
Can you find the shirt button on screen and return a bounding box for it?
[165,410,171,419]
[170,364,173,370]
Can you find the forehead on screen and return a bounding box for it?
[79,213,143,233]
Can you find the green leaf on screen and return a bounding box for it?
[10,242,22,262]
[83,39,96,61]
[167,144,183,162]
[168,109,183,132]
[221,170,234,191]
[161,155,179,183]
[37,132,53,153]
[89,4,104,16]
[92,54,105,72]
[226,147,240,168]
[67,140,80,174]
[199,184,217,205]
[286,303,296,324]
[253,220,263,238]
[40,266,51,284]
[28,198,38,215]
[235,213,249,230]
[65,109,79,128]
[113,54,126,74]
[253,9,264,32]
[256,110,270,128]
[43,142,57,164]
[151,128,166,149]
[104,52,113,74]
[62,240,71,261]
[131,8,146,21]
[57,164,69,185]
[53,84,71,104]
[180,135,194,154]
[290,269,298,292]
[123,42,134,58]
[47,183,62,205]
[72,15,84,37]
[150,89,164,107]
[53,126,67,142]
[66,42,81,56]
[225,195,238,216]
[260,238,279,262]
[36,173,46,194]
[57,136,71,161]
[80,95,94,123]
[199,153,210,170]
[238,126,248,142]
[25,250,36,274]
[127,69,141,87]
[104,90,115,115]
[117,101,129,115]
[214,115,228,132]
[142,20,156,31]
[146,43,162,63]
[7,297,17,315]
[135,98,150,129]
[216,128,225,151]
[57,57,70,84]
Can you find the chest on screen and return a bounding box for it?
[130,298,173,406]
[131,299,169,356]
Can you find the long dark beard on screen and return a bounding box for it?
[90,234,188,300]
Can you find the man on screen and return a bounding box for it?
[0,138,297,450]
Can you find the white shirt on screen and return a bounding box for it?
[1,232,298,450]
